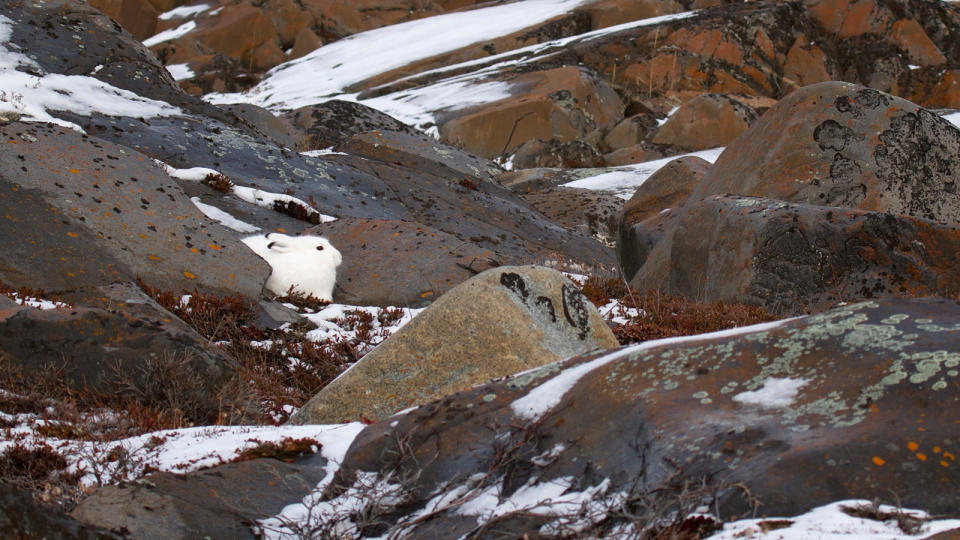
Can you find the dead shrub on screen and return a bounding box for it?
[273,199,321,224]
[203,172,235,193]
[233,437,321,463]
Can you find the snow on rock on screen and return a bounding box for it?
[231,185,338,223]
[157,161,220,181]
[561,147,726,199]
[143,20,197,47]
[158,3,211,20]
[166,63,195,81]
[4,293,70,310]
[0,16,180,132]
[708,500,960,540]
[511,317,795,422]
[732,377,810,408]
[302,304,423,349]
[190,197,261,233]
[206,0,593,110]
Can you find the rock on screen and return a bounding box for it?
[0,483,121,539]
[71,457,329,538]
[283,100,419,150]
[0,283,236,413]
[220,103,304,149]
[0,122,269,298]
[511,138,605,169]
[631,195,960,314]
[693,82,960,222]
[617,156,711,281]
[438,66,623,159]
[289,266,619,424]
[520,187,624,247]
[311,218,503,307]
[332,298,960,536]
[87,0,159,40]
[602,144,665,166]
[335,129,503,184]
[651,93,758,151]
[602,113,660,151]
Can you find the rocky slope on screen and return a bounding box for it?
[1,0,960,537]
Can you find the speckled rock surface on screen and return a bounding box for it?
[71,457,329,538]
[332,298,960,536]
[311,217,503,307]
[0,122,269,297]
[284,100,419,150]
[631,195,960,314]
[694,82,960,221]
[520,186,624,247]
[290,265,619,424]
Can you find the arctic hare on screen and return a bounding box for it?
[242,233,342,301]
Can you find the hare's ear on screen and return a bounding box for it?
[266,239,293,253]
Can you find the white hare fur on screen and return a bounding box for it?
[242,233,342,301]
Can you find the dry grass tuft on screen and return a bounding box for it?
[203,172,235,192]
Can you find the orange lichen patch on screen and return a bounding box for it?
[916,453,928,461]
[183,271,197,279]
[190,248,199,253]
[147,255,162,261]
[209,244,222,251]
[276,228,287,233]
[944,452,956,461]
[69,168,80,174]
[907,441,919,451]
[139,233,148,239]
[942,461,950,468]
[934,446,942,454]
[872,456,886,466]
[66,232,78,238]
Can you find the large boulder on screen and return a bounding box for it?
[0,122,269,297]
[71,457,329,538]
[693,82,960,222]
[0,483,120,539]
[290,266,619,424]
[311,218,502,307]
[520,187,624,247]
[0,283,236,409]
[631,195,960,314]
[328,298,960,536]
[650,93,758,151]
[284,100,419,150]
[617,156,711,281]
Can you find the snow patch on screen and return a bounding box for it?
[166,63,195,81]
[231,185,337,223]
[143,20,197,47]
[190,197,261,233]
[158,3,211,20]
[732,377,809,408]
[561,147,725,199]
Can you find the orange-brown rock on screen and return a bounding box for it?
[781,35,832,92]
[694,82,960,223]
[190,3,277,60]
[891,19,947,67]
[651,94,757,151]
[87,0,160,40]
[603,113,659,150]
[603,144,664,166]
[439,66,623,158]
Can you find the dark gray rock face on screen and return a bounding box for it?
[0,483,121,539]
[71,457,330,539]
[284,99,420,150]
[0,121,269,297]
[328,298,960,537]
[631,195,960,314]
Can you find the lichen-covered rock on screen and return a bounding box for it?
[520,187,624,246]
[617,156,711,281]
[0,122,269,297]
[71,458,329,538]
[289,266,619,424]
[511,138,605,169]
[332,298,960,536]
[693,82,960,222]
[631,195,960,314]
[284,100,419,150]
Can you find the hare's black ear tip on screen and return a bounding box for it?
[267,241,276,249]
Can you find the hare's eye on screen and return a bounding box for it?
[316,245,324,251]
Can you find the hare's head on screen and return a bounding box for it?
[265,233,342,268]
